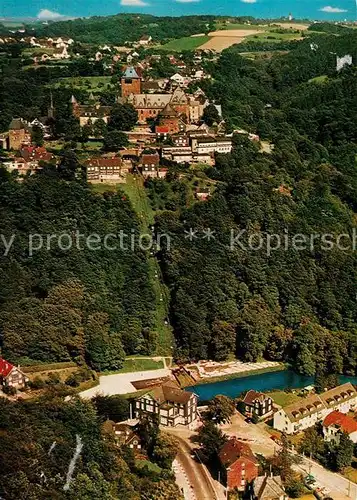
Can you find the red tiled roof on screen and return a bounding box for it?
[85,157,122,168]
[243,390,268,405]
[0,358,14,378]
[323,411,357,434]
[141,154,160,165]
[21,146,54,162]
[219,437,258,468]
[156,126,169,134]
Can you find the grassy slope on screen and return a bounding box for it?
[106,357,165,374]
[118,175,173,356]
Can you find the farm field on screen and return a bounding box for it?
[199,29,262,51]
[274,22,310,30]
[246,31,303,42]
[214,22,265,31]
[160,35,210,52]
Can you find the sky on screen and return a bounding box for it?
[1,0,356,22]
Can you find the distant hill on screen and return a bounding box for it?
[29,14,217,45]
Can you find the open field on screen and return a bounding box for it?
[190,25,304,52]
[200,29,262,51]
[246,31,302,42]
[215,22,265,31]
[274,22,310,30]
[160,35,210,52]
[208,29,263,38]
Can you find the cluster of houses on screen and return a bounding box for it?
[67,65,233,176]
[241,384,357,445]
[2,348,357,497]
[273,382,357,435]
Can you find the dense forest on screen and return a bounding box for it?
[29,14,216,44]
[0,393,181,498]
[152,31,357,379]
[0,168,157,367]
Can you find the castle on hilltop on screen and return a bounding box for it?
[120,66,202,125]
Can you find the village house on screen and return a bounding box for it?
[20,145,54,164]
[142,80,161,93]
[84,156,130,183]
[139,35,152,46]
[113,423,142,450]
[0,358,29,390]
[71,95,112,127]
[102,420,143,451]
[162,146,193,163]
[252,475,288,500]
[195,187,211,201]
[139,152,160,178]
[322,410,357,444]
[170,73,187,86]
[243,390,273,419]
[134,381,198,427]
[53,46,70,60]
[172,133,189,147]
[191,136,233,155]
[155,125,169,140]
[273,383,357,434]
[2,146,55,178]
[219,437,259,492]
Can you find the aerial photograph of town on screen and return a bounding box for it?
[0,0,357,498]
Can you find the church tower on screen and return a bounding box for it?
[70,95,80,117]
[121,67,141,98]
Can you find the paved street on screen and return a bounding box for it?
[165,429,225,500]
[295,456,357,500]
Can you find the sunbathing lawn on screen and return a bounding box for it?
[266,390,302,407]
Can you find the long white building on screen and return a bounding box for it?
[273,383,357,434]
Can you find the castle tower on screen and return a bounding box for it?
[158,103,180,134]
[8,118,31,150]
[121,67,141,98]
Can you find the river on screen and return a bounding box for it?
[186,369,357,401]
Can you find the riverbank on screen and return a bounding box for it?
[189,363,286,387]
[186,369,357,402]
